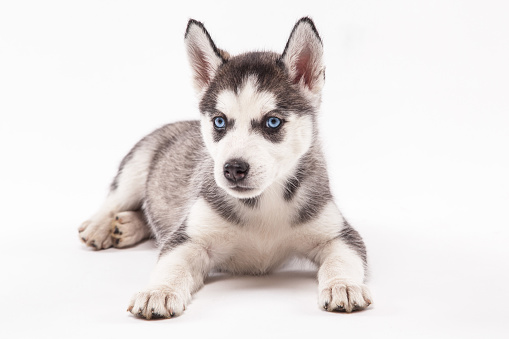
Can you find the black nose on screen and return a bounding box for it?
[224,159,249,182]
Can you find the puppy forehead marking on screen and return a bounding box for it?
[215,76,277,120]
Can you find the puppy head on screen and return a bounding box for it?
[185,18,325,199]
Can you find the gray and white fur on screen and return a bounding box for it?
[79,17,372,319]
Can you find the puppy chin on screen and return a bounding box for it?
[224,186,264,199]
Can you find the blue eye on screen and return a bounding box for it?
[266,117,281,129]
[214,117,226,129]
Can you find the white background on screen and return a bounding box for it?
[1,1,508,338]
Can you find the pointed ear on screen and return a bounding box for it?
[281,17,325,94]
[185,19,228,96]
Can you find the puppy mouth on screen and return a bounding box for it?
[228,185,255,192]
[226,184,263,199]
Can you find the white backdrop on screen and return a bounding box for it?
[1,1,508,338]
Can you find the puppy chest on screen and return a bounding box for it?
[218,226,295,274]
[188,197,299,273]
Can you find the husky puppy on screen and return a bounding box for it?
[79,17,372,319]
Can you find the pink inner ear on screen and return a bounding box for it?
[191,46,212,88]
[294,46,314,88]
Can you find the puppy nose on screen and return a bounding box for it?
[224,159,249,182]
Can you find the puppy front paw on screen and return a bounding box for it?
[127,286,190,319]
[319,280,372,313]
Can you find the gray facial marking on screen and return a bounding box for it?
[199,52,315,118]
[212,116,235,143]
[250,118,286,143]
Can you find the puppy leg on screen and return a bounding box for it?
[128,241,211,319]
[78,189,140,250]
[314,237,372,313]
[303,203,372,313]
[79,145,152,250]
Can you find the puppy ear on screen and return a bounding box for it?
[281,17,324,94]
[185,19,228,96]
